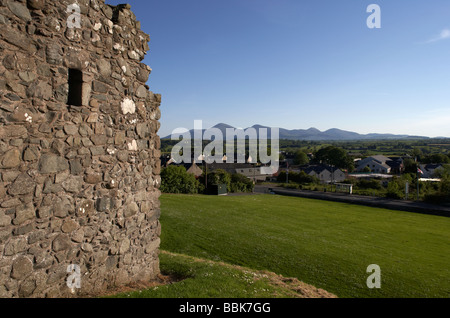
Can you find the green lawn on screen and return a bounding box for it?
[159,194,450,298]
[109,251,335,298]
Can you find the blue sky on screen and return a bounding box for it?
[107,0,450,138]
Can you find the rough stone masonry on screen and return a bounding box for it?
[0,0,162,297]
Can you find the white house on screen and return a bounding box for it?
[355,155,392,174]
[304,165,346,183]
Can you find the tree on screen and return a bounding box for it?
[160,165,200,194]
[410,148,423,162]
[207,169,231,190]
[293,150,309,165]
[403,158,418,174]
[423,154,450,164]
[314,146,352,169]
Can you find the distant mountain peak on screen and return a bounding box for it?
[162,123,430,140]
[213,123,235,129]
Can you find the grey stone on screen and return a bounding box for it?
[90,146,105,156]
[42,179,63,194]
[23,146,40,161]
[0,213,11,227]
[46,43,63,65]
[105,256,118,270]
[11,256,33,280]
[87,113,98,123]
[28,230,45,244]
[13,223,33,236]
[78,124,93,137]
[114,131,126,145]
[69,159,83,175]
[81,243,93,252]
[4,237,27,256]
[90,134,107,146]
[7,1,32,22]
[13,204,35,225]
[97,59,111,77]
[71,228,84,243]
[18,279,37,297]
[81,137,93,147]
[62,176,83,193]
[101,5,113,19]
[119,238,130,255]
[36,206,51,219]
[136,123,149,138]
[96,197,111,212]
[46,266,67,285]
[8,173,35,196]
[0,229,11,243]
[54,196,73,218]
[136,85,148,98]
[27,81,52,100]
[137,67,150,83]
[18,71,37,82]
[84,173,102,184]
[82,82,92,106]
[124,202,139,218]
[61,219,79,233]
[27,0,45,10]
[145,238,161,254]
[1,198,21,208]
[1,148,21,168]
[64,124,79,136]
[52,234,72,252]
[2,55,17,70]
[38,154,69,174]
[93,80,108,93]
[117,150,128,162]
[2,171,19,183]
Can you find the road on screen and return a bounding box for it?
[254,185,450,218]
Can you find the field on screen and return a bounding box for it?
[157,194,450,298]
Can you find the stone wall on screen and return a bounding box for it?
[0,0,162,297]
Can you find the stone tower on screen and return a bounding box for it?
[0,0,162,297]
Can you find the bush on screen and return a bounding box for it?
[386,179,403,199]
[280,183,301,190]
[202,169,255,194]
[356,179,382,190]
[230,173,254,193]
[425,176,450,204]
[160,165,200,194]
[277,171,318,185]
[206,169,231,192]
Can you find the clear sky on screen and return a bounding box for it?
[106,0,450,138]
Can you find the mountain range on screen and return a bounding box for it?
[162,123,431,141]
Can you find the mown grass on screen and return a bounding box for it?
[109,251,335,298]
[159,194,450,298]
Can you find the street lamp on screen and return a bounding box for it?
[198,154,207,189]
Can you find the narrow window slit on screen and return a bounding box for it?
[68,68,83,106]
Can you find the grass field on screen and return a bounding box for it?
[158,194,450,298]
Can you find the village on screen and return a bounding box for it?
[161,151,445,186]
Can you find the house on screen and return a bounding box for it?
[206,163,268,182]
[418,164,443,178]
[303,165,346,183]
[186,163,203,178]
[355,155,392,174]
[386,157,404,174]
